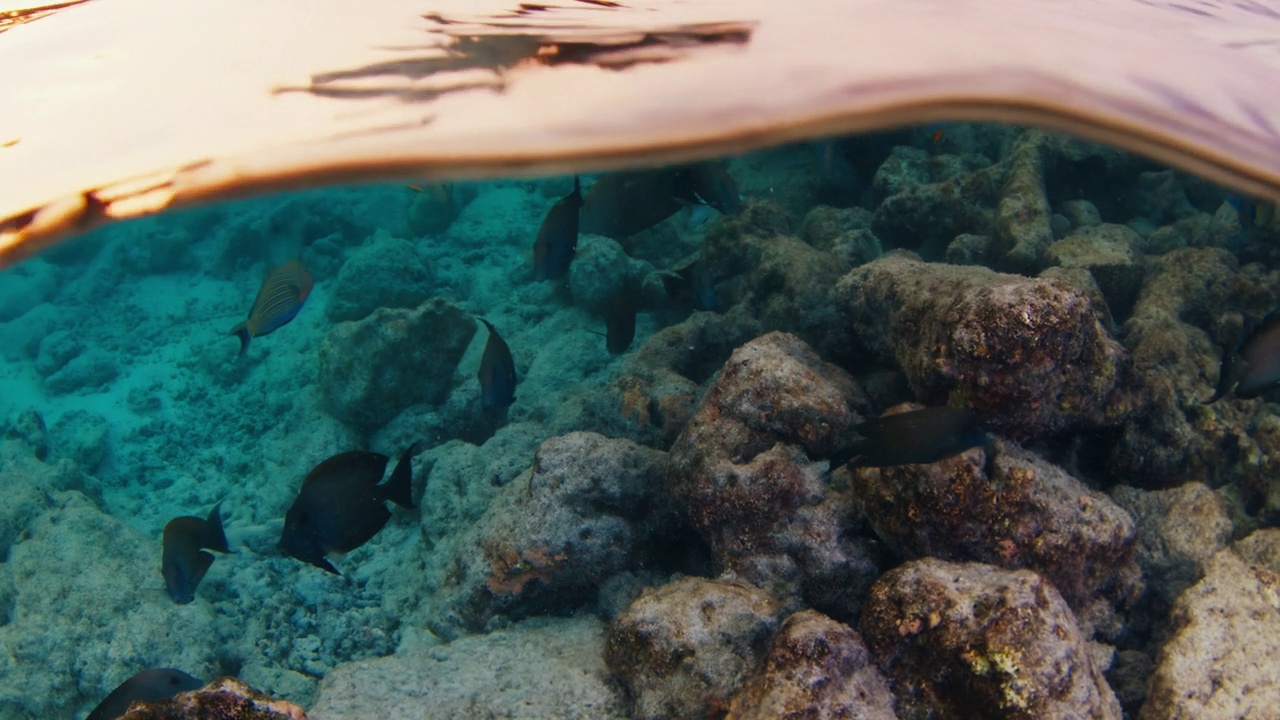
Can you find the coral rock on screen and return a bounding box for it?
[317,297,475,430]
[667,332,881,616]
[853,435,1138,618]
[838,254,1126,440]
[423,432,670,637]
[324,233,434,323]
[860,558,1122,720]
[725,609,898,720]
[1141,529,1280,720]
[120,677,306,719]
[606,576,781,720]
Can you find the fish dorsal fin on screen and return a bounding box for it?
[303,451,390,488]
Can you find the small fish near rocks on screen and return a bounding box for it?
[1204,311,1280,403]
[161,503,232,605]
[228,259,313,356]
[86,668,204,720]
[279,444,419,575]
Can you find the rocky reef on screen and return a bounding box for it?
[1,124,1277,720]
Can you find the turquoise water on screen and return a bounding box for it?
[0,125,1273,719]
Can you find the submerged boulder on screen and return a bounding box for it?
[838,254,1127,440]
[606,576,781,720]
[725,609,898,720]
[860,558,1122,720]
[667,332,881,617]
[317,297,475,431]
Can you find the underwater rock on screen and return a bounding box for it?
[49,408,110,473]
[44,348,119,395]
[869,158,999,260]
[0,257,57,322]
[606,576,781,720]
[991,130,1056,272]
[0,435,83,558]
[6,408,49,460]
[552,307,765,449]
[406,184,462,237]
[1141,529,1280,720]
[860,558,1122,720]
[1112,246,1274,490]
[422,432,671,637]
[113,677,306,720]
[724,609,898,720]
[1131,170,1203,227]
[324,233,434,323]
[943,232,992,266]
[667,332,881,618]
[1111,483,1232,624]
[739,236,854,359]
[1058,199,1102,229]
[800,205,884,266]
[838,254,1126,440]
[317,297,475,431]
[1046,223,1145,322]
[568,235,651,312]
[853,429,1138,621]
[2,493,220,720]
[311,616,625,720]
[34,327,81,378]
[113,227,194,276]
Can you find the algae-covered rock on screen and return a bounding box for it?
[725,609,897,720]
[606,576,781,720]
[860,558,1122,720]
[311,616,627,720]
[324,233,434,323]
[423,432,671,637]
[117,677,306,720]
[667,332,881,617]
[1046,223,1145,321]
[317,297,475,430]
[1141,529,1280,720]
[838,254,1126,440]
[853,431,1138,619]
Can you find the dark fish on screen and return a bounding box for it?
[1206,312,1280,402]
[229,259,313,356]
[86,668,203,720]
[279,445,418,575]
[685,161,742,216]
[691,257,717,312]
[831,407,992,470]
[580,169,687,240]
[477,318,517,412]
[533,176,582,281]
[604,278,639,355]
[161,503,231,605]
[1227,195,1257,231]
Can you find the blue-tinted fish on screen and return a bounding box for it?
[229,259,313,356]
[278,445,418,575]
[86,668,203,720]
[604,278,639,355]
[1206,312,1280,402]
[691,257,717,312]
[477,318,517,413]
[533,176,582,281]
[831,407,993,472]
[1226,195,1257,231]
[161,503,231,605]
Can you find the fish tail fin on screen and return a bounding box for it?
[1204,344,1242,404]
[381,444,418,510]
[229,322,250,356]
[206,502,232,553]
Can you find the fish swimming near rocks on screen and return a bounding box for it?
[278,445,418,575]
[580,169,690,240]
[228,259,313,356]
[684,161,743,216]
[830,407,993,473]
[86,668,203,720]
[533,175,582,281]
[477,318,517,413]
[603,277,639,355]
[161,503,231,605]
[1206,312,1280,402]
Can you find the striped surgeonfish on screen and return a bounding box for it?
[229,259,313,355]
